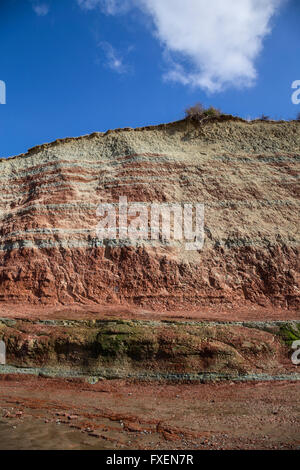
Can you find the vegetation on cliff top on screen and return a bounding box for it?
[184,103,221,121]
[184,102,300,123]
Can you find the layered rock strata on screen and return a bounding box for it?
[0,118,299,311]
[0,318,298,379]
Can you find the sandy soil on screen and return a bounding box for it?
[0,374,299,450]
[0,303,298,322]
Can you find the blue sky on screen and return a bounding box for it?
[0,0,299,158]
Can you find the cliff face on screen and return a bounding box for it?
[0,118,299,311]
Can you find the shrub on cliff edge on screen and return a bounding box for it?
[185,103,221,121]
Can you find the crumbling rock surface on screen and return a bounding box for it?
[0,318,295,377]
[0,118,299,312]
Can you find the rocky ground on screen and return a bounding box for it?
[0,310,299,450]
[0,303,299,322]
[0,374,299,450]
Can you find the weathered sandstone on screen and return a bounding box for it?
[0,117,299,312]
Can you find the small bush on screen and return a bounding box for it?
[184,102,205,120]
[203,106,221,118]
[185,103,221,121]
[296,112,300,121]
[260,114,270,121]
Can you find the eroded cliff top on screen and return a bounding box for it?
[2,116,300,163]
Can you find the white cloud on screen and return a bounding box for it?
[77,0,102,10]
[98,42,129,74]
[138,0,286,92]
[31,1,49,16]
[77,0,286,92]
[77,0,131,14]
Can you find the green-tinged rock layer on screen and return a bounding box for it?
[0,318,298,380]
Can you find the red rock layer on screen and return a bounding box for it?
[0,118,299,311]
